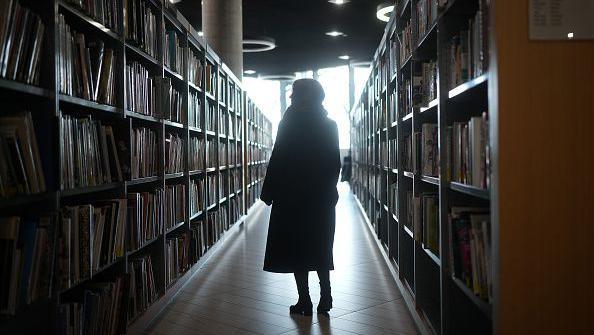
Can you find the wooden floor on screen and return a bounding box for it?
[145,183,418,335]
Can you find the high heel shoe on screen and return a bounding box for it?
[289,299,313,316]
[317,295,333,313]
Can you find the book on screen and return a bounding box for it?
[165,133,184,174]
[189,137,205,172]
[446,113,489,188]
[188,91,202,129]
[188,50,204,88]
[127,189,164,251]
[128,254,158,321]
[165,232,189,287]
[207,174,217,207]
[124,0,158,57]
[126,61,157,116]
[421,123,439,177]
[189,220,206,262]
[190,178,204,216]
[164,29,184,75]
[165,184,185,231]
[131,126,158,179]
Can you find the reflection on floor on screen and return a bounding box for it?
[145,183,418,334]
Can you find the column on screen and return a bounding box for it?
[202,0,243,78]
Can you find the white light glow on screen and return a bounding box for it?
[567,32,574,39]
[243,39,277,52]
[338,55,350,60]
[326,31,345,37]
[329,0,348,4]
[376,5,394,22]
[198,31,204,37]
[244,70,256,75]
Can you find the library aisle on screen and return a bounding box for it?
[145,183,418,335]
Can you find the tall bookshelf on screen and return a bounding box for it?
[350,0,492,334]
[0,0,271,334]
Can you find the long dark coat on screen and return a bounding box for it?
[260,103,341,273]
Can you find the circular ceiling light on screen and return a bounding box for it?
[198,31,203,37]
[244,69,256,75]
[243,37,276,53]
[376,3,395,22]
[258,74,297,81]
[338,55,350,60]
[326,30,345,37]
[328,0,349,4]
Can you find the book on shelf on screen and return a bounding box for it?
[449,207,491,302]
[165,233,189,287]
[229,144,237,166]
[62,0,120,33]
[219,109,229,135]
[0,0,45,85]
[58,200,126,291]
[399,79,412,118]
[124,0,158,58]
[188,90,202,129]
[445,112,489,188]
[206,103,216,132]
[206,174,216,207]
[389,182,398,216]
[399,20,413,67]
[218,74,227,103]
[189,137,205,171]
[0,215,53,315]
[219,171,228,199]
[389,139,397,168]
[205,211,217,247]
[189,220,206,262]
[190,178,204,215]
[219,141,227,167]
[58,16,116,104]
[56,276,126,335]
[230,195,241,223]
[414,61,438,107]
[219,204,229,231]
[159,77,184,123]
[416,0,439,39]
[128,254,158,321]
[188,50,203,88]
[0,111,46,197]
[204,61,215,96]
[164,29,183,75]
[421,123,439,177]
[60,113,123,190]
[131,126,158,179]
[446,1,489,89]
[206,138,216,168]
[127,189,164,251]
[165,133,183,174]
[126,61,157,117]
[421,194,439,255]
[165,184,185,230]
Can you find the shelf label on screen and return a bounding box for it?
[529,0,594,40]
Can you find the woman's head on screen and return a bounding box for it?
[290,79,325,105]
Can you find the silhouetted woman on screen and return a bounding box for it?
[260,79,341,316]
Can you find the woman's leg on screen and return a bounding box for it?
[290,271,312,315]
[316,270,333,313]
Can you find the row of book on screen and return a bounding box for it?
[449,207,491,302]
[446,3,489,89]
[189,137,205,171]
[247,146,269,163]
[389,139,397,168]
[64,0,120,33]
[415,60,438,106]
[389,182,398,217]
[128,190,164,251]
[230,170,241,194]
[218,111,228,137]
[163,81,183,123]
[164,30,183,74]
[399,20,413,67]
[126,61,157,116]
[219,171,228,199]
[188,90,202,129]
[207,174,216,206]
[207,139,217,168]
[0,216,53,315]
[416,0,439,40]
[165,133,183,174]
[389,90,397,124]
[0,112,46,198]
[219,142,227,166]
[58,16,116,105]
[131,126,158,179]
[125,0,158,58]
[406,191,439,255]
[128,254,158,322]
[58,201,126,290]
[402,123,439,177]
[206,104,216,131]
[230,195,241,224]
[218,75,227,104]
[204,61,216,96]
[399,79,412,118]
[189,220,206,262]
[60,113,123,190]
[165,233,189,287]
[0,0,45,85]
[229,145,239,167]
[56,276,126,335]
[165,184,185,231]
[190,178,204,215]
[188,51,203,88]
[445,114,489,188]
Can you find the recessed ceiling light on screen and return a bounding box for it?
[328,0,349,4]
[244,70,256,75]
[243,37,277,52]
[376,3,394,22]
[198,31,204,37]
[338,55,350,60]
[567,32,574,39]
[326,31,345,37]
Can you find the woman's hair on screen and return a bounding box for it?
[290,79,325,104]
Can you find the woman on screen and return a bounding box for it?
[260,79,341,316]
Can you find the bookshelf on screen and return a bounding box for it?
[350,0,492,334]
[0,0,272,334]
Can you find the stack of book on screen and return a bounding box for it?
[449,207,491,302]
[126,61,157,116]
[128,190,164,251]
[188,91,202,129]
[204,62,215,96]
[128,255,158,321]
[58,16,116,105]
[165,233,189,286]
[60,114,123,190]
[125,0,158,58]
[416,0,438,39]
[218,109,229,135]
[421,123,439,177]
[206,174,216,207]
[0,0,45,85]
[164,30,183,74]
[189,220,206,261]
[58,200,126,290]
[165,133,183,174]
[190,179,204,215]
[131,126,158,179]
[56,276,126,335]
[189,137,204,171]
[445,113,489,188]
[0,112,46,197]
[206,104,216,131]
[218,75,227,103]
[207,139,216,168]
[0,216,53,315]
[188,51,203,88]
[165,184,185,231]
[399,20,413,66]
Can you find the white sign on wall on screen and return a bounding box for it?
[529,0,594,40]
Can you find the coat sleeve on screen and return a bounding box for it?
[260,120,287,205]
[326,121,342,205]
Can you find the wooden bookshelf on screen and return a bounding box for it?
[350,0,493,334]
[0,0,271,334]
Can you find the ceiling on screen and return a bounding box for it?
[174,0,388,76]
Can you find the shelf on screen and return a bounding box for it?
[403,225,414,238]
[449,182,490,200]
[59,258,124,295]
[383,204,389,212]
[403,171,414,179]
[205,130,216,137]
[127,236,161,257]
[125,43,160,67]
[206,167,216,173]
[400,54,413,71]
[189,170,204,176]
[125,110,161,124]
[164,119,184,129]
[58,1,121,42]
[401,112,413,122]
[189,126,203,134]
[0,78,52,98]
[126,176,161,186]
[392,213,398,222]
[189,211,204,221]
[205,92,216,101]
[60,94,121,114]
[188,82,203,92]
[421,245,441,266]
[419,98,439,113]
[390,121,398,128]
[165,221,185,234]
[165,172,184,180]
[399,0,411,18]
[61,182,122,197]
[448,74,488,100]
[0,192,57,211]
[219,197,228,204]
[420,175,439,186]
[451,276,493,319]
[207,203,217,211]
[391,168,398,174]
[164,66,184,83]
